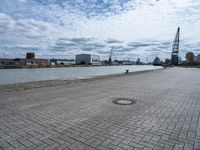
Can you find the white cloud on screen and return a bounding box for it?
[0,0,200,60]
[0,13,56,38]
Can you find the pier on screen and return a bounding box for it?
[0,67,200,150]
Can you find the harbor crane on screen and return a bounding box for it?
[108,47,113,65]
[171,27,180,65]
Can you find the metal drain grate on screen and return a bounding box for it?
[112,98,137,105]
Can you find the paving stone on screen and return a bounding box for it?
[56,142,71,150]
[0,68,200,150]
[174,144,184,150]
[143,147,154,150]
[17,138,34,147]
[161,134,170,141]
[153,146,163,150]
[8,140,25,149]
[151,135,161,142]
[184,143,194,150]
[129,142,144,149]
[96,145,112,150]
[194,141,200,149]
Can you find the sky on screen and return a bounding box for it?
[0,0,200,61]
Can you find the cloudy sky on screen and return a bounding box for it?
[0,0,200,61]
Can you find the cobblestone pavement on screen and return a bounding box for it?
[0,67,200,150]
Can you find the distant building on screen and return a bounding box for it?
[34,59,49,66]
[50,59,75,66]
[122,60,134,65]
[0,58,26,68]
[112,60,120,65]
[0,53,49,68]
[26,52,35,65]
[25,53,49,66]
[0,59,15,66]
[136,58,142,65]
[26,53,35,59]
[101,60,109,66]
[153,57,162,66]
[14,58,26,66]
[194,54,200,63]
[75,54,101,65]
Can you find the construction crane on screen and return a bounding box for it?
[108,47,113,65]
[171,27,180,65]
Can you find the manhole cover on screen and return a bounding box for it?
[112,98,137,105]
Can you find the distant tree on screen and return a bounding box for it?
[136,58,141,65]
[185,52,195,63]
[165,59,171,65]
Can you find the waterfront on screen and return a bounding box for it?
[0,68,200,149]
[0,65,162,85]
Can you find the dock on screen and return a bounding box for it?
[0,67,200,150]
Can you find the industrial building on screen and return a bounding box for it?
[25,53,49,66]
[26,53,35,59]
[0,53,49,68]
[75,54,101,65]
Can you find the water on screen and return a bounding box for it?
[0,65,162,85]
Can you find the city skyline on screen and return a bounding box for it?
[0,0,200,61]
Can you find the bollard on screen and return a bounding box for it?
[125,70,129,74]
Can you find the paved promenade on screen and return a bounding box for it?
[0,67,200,150]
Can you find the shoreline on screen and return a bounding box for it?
[0,64,107,69]
[0,68,164,93]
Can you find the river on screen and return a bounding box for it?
[0,65,162,85]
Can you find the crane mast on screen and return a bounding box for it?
[171,27,180,65]
[109,47,113,65]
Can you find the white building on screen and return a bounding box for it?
[122,60,134,65]
[75,54,101,65]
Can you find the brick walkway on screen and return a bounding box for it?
[0,67,200,150]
